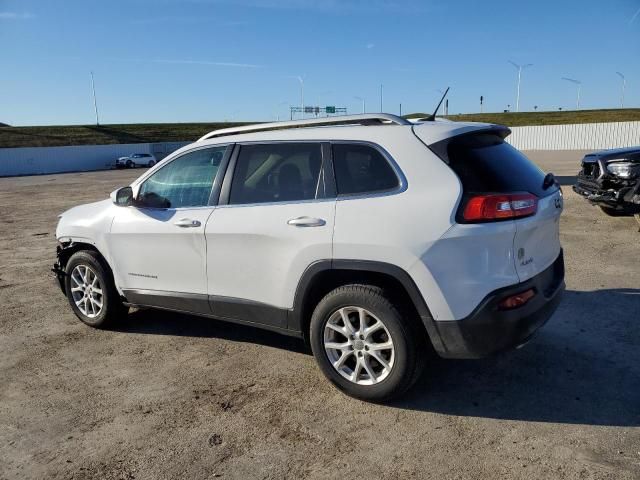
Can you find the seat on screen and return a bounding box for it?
[278,164,304,201]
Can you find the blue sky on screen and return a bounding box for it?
[1,0,639,126]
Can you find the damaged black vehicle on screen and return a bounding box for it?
[573,146,640,217]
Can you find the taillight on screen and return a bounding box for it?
[462,193,538,222]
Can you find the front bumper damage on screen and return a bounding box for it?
[573,175,640,208]
[51,242,72,294]
[573,154,640,209]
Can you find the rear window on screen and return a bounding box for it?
[447,134,551,197]
[332,143,399,195]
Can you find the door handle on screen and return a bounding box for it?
[287,216,326,227]
[174,218,201,228]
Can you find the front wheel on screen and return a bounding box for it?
[309,284,425,401]
[64,251,127,328]
[147,160,156,168]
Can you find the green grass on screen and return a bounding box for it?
[0,122,247,149]
[2,108,640,148]
[404,108,640,127]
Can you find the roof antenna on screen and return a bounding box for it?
[425,87,449,121]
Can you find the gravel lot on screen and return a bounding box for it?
[1,152,639,479]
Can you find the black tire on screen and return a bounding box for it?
[126,160,134,168]
[64,250,127,328]
[599,205,640,217]
[147,160,156,168]
[309,284,425,402]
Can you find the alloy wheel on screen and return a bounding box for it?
[323,306,395,385]
[70,265,104,318]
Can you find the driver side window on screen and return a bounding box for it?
[138,146,227,208]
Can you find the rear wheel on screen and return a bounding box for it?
[64,251,127,328]
[309,284,425,401]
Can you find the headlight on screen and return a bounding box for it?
[606,162,640,178]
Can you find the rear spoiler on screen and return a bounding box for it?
[426,125,511,164]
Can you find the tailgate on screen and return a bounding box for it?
[513,189,563,281]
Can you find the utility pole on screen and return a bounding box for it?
[380,84,384,112]
[399,103,402,116]
[616,72,626,108]
[508,61,533,112]
[562,77,582,110]
[90,71,100,126]
[480,95,484,113]
[354,96,365,114]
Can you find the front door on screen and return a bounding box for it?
[109,145,229,311]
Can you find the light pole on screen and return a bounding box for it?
[90,71,100,126]
[354,96,365,114]
[616,72,626,108]
[562,77,582,110]
[508,61,533,112]
[275,101,288,121]
[380,84,384,112]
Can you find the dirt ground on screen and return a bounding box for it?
[1,152,639,480]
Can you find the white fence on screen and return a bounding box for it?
[0,141,189,177]
[508,121,640,151]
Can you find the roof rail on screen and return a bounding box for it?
[197,113,411,141]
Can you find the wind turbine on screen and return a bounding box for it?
[616,72,626,108]
[508,61,533,112]
[561,77,582,110]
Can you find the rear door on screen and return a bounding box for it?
[205,142,335,328]
[445,132,562,282]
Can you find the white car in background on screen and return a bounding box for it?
[53,113,565,401]
[115,153,157,169]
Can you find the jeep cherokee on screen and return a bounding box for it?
[53,114,565,401]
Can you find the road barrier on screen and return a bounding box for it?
[507,121,640,151]
[0,141,188,177]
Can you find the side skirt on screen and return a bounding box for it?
[122,289,302,338]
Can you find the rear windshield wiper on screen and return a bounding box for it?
[542,172,558,190]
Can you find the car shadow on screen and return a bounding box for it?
[555,175,576,186]
[114,288,639,426]
[115,308,308,354]
[395,288,640,427]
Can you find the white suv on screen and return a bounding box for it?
[115,153,157,168]
[53,114,565,401]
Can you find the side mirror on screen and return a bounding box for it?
[111,186,134,206]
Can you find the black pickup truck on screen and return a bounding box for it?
[573,147,640,216]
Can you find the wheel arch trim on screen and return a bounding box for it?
[290,259,445,352]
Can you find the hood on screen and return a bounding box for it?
[589,146,640,162]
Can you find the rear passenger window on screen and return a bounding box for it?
[229,143,323,205]
[332,144,399,195]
